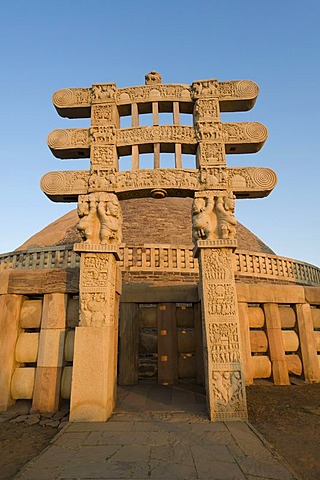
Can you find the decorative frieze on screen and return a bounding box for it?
[116,125,196,146]
[47,121,267,159]
[90,126,116,144]
[41,167,277,201]
[52,79,259,114]
[195,121,268,145]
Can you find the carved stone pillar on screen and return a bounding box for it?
[195,240,247,421]
[70,190,122,422]
[70,245,122,422]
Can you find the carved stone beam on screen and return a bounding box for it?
[52,80,259,119]
[191,79,259,111]
[47,122,267,159]
[195,121,268,154]
[41,167,277,202]
[52,83,117,118]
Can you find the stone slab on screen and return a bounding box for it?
[304,286,320,305]
[13,414,297,479]
[236,284,305,304]
[70,326,117,422]
[8,268,79,294]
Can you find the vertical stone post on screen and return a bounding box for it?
[263,303,290,385]
[237,302,254,386]
[70,245,122,422]
[195,240,247,421]
[0,294,25,411]
[32,293,67,412]
[296,303,320,382]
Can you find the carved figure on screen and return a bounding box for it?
[97,194,122,244]
[77,194,97,243]
[192,195,215,243]
[92,84,116,101]
[77,192,122,244]
[215,193,237,239]
[145,71,162,85]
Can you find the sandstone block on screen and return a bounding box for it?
[247,306,265,328]
[238,302,253,385]
[15,332,39,363]
[282,331,299,352]
[304,287,320,305]
[70,326,117,422]
[0,294,25,410]
[251,355,271,378]
[37,329,65,367]
[0,270,10,294]
[32,366,63,412]
[263,303,290,385]
[279,305,296,328]
[250,331,268,353]
[236,284,305,304]
[42,293,67,329]
[286,354,302,376]
[20,299,42,328]
[296,303,320,382]
[11,367,35,400]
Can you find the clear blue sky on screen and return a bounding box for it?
[0,0,319,266]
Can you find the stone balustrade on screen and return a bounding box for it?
[1,244,319,286]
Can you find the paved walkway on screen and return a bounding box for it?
[13,383,298,480]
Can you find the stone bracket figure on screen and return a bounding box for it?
[192,191,237,243]
[216,193,237,239]
[192,194,215,244]
[77,192,122,245]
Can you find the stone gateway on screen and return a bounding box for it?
[0,72,319,423]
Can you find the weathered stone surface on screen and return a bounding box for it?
[263,303,290,385]
[197,241,247,421]
[42,293,67,329]
[0,294,25,410]
[8,268,79,294]
[20,299,42,328]
[11,367,35,400]
[70,326,117,422]
[236,284,306,304]
[32,366,63,412]
[15,332,39,363]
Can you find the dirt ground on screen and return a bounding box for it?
[247,382,320,480]
[1,383,320,480]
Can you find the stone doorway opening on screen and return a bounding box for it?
[118,302,204,390]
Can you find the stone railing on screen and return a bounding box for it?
[1,244,319,286]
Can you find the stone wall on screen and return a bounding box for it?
[1,281,320,411]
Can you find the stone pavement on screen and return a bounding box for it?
[12,383,299,479]
[13,414,298,480]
